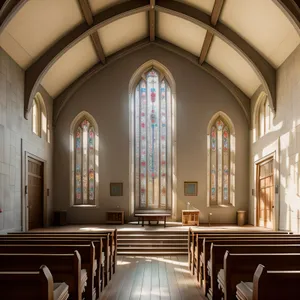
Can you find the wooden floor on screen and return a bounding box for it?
[101,255,206,300]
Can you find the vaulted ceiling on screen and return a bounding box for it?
[0,0,299,121]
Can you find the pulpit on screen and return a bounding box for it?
[182,210,200,226]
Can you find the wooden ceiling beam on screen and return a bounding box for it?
[199,0,225,64]
[149,0,156,41]
[211,0,225,26]
[77,0,106,64]
[78,0,93,26]
[199,31,213,64]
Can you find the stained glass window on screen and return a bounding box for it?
[134,68,173,210]
[74,119,95,205]
[209,116,232,205]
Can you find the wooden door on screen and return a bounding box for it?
[257,158,274,229]
[27,157,44,230]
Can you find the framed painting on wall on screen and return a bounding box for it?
[184,181,198,196]
[110,182,123,196]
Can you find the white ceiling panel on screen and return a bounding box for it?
[157,12,206,57]
[207,36,261,97]
[41,37,98,98]
[3,0,83,67]
[220,0,300,68]
[98,12,148,56]
[176,0,215,14]
[0,29,32,69]
[88,0,124,15]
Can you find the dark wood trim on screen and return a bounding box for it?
[155,0,276,113]
[77,0,93,26]
[211,0,225,26]
[53,39,250,126]
[77,0,106,64]
[149,0,156,41]
[199,31,213,64]
[24,0,150,119]
[0,0,27,35]
[90,32,106,64]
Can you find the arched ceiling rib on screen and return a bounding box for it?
[0,0,299,119]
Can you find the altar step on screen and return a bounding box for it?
[117,230,188,255]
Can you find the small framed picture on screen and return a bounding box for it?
[184,181,198,196]
[110,182,123,196]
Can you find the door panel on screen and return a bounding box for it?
[28,158,43,230]
[257,158,274,229]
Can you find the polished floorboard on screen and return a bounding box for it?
[101,255,206,300]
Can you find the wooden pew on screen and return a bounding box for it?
[194,234,298,284]
[221,252,300,300]
[202,237,300,293]
[0,251,83,300]
[0,237,104,297]
[6,232,112,288]
[10,229,117,276]
[0,265,69,300]
[188,228,290,271]
[0,243,95,300]
[237,264,300,300]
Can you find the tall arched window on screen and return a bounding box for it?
[208,112,235,206]
[32,98,40,136]
[31,93,49,142]
[132,66,175,212]
[71,112,98,206]
[258,96,272,138]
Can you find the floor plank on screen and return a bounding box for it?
[101,255,206,300]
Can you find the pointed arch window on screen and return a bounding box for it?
[32,98,40,136]
[208,113,235,206]
[133,68,173,211]
[258,97,273,138]
[73,117,96,206]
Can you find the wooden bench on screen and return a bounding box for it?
[202,237,300,293]
[11,229,117,275]
[0,251,83,300]
[1,235,106,296]
[0,243,96,300]
[220,252,300,300]
[135,213,171,227]
[237,264,300,300]
[188,228,290,273]
[0,265,69,300]
[193,233,297,284]
[8,231,115,287]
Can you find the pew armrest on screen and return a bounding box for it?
[54,282,69,300]
[217,269,225,293]
[236,281,253,300]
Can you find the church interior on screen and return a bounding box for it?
[0,0,300,299]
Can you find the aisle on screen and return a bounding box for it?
[101,255,206,300]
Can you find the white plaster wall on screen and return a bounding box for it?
[250,45,300,231]
[0,48,53,233]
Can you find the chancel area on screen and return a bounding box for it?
[0,0,300,299]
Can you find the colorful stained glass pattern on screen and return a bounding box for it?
[134,69,172,210]
[74,118,96,205]
[210,117,231,205]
